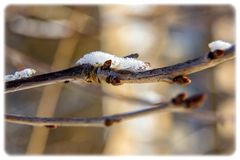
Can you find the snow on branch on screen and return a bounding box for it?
[5,41,235,93]
[76,51,150,72]
[5,93,206,127]
[5,68,36,82]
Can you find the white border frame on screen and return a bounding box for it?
[1,1,238,159]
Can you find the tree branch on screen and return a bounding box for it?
[5,93,205,127]
[5,45,235,93]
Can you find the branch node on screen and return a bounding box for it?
[183,93,206,109]
[45,125,58,129]
[104,118,121,127]
[173,75,191,85]
[172,93,206,109]
[171,92,187,105]
[101,60,112,70]
[208,50,224,59]
[64,80,70,83]
[106,75,121,85]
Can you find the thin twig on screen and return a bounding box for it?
[5,45,235,93]
[5,93,205,127]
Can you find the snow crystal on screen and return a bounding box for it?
[76,51,150,72]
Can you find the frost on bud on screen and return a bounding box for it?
[208,40,232,52]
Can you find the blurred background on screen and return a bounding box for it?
[5,5,235,155]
